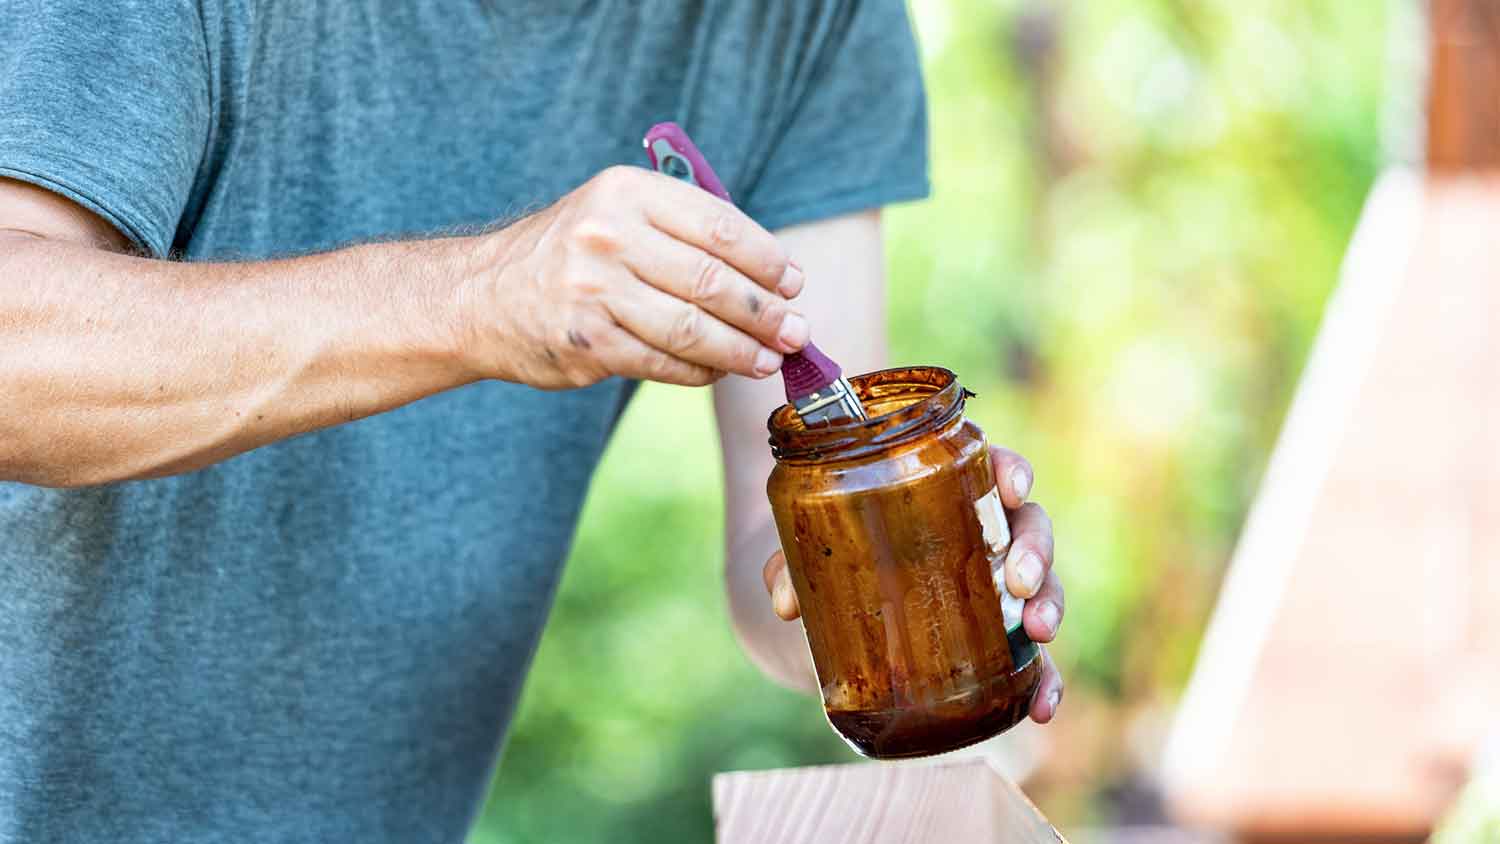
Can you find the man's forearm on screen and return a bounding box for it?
[0,234,476,487]
[725,497,822,694]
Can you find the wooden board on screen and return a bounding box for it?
[1161,171,1500,839]
[713,758,1066,844]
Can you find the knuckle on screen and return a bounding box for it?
[665,307,702,354]
[560,258,607,298]
[562,276,601,302]
[1018,501,1048,525]
[706,211,741,250]
[570,217,623,255]
[593,165,638,192]
[992,446,1018,474]
[763,253,790,285]
[714,338,754,374]
[756,298,789,332]
[642,350,678,382]
[734,341,763,372]
[691,255,727,303]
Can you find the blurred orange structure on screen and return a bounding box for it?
[1428,0,1500,172]
[1161,1,1500,841]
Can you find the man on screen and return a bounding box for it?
[0,1,1064,841]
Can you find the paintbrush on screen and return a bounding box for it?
[643,122,868,426]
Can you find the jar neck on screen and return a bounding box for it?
[767,367,970,464]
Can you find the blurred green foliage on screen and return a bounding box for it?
[1433,772,1500,844]
[471,0,1394,839]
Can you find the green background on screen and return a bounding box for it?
[470,0,1398,838]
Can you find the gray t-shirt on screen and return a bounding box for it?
[0,2,928,841]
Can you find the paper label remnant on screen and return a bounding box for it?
[975,486,1024,633]
[992,571,1026,634]
[974,486,1011,556]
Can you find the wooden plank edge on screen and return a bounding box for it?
[1158,168,1426,823]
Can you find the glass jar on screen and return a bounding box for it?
[766,366,1041,758]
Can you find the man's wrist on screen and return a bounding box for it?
[429,229,513,386]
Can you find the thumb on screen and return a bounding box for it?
[763,549,802,621]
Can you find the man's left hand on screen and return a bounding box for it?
[761,445,1065,723]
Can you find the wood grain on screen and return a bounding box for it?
[712,758,1065,844]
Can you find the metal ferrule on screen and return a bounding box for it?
[792,376,868,426]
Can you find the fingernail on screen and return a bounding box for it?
[1010,466,1032,501]
[754,347,782,376]
[1048,686,1062,714]
[777,313,809,350]
[778,264,805,298]
[1038,601,1061,637]
[773,579,797,618]
[1012,551,1044,598]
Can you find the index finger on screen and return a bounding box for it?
[989,446,1035,509]
[639,171,796,295]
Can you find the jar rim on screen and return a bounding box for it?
[766,366,969,463]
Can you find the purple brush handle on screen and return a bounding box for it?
[642,122,843,403]
[643,122,734,203]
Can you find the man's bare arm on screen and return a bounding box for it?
[0,167,810,487]
[1,224,473,487]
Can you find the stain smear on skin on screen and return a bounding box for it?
[544,347,558,363]
[566,329,592,350]
[747,294,762,314]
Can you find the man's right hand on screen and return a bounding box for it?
[0,167,807,487]
[459,166,810,390]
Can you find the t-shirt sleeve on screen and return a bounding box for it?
[0,1,211,257]
[738,0,930,232]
